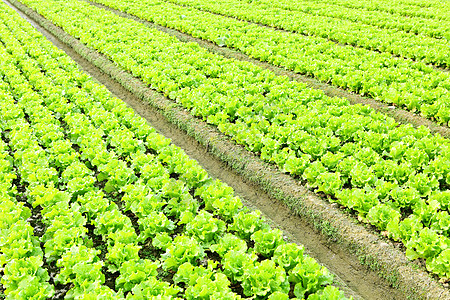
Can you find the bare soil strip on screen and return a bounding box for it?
[5,0,450,299]
[84,0,450,139]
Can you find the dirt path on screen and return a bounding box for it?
[5,0,449,299]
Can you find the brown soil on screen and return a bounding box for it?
[5,0,450,299]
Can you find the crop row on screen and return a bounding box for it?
[163,0,449,68]
[16,0,450,280]
[0,16,139,298]
[0,129,54,298]
[386,0,444,8]
[89,0,450,125]
[235,0,450,40]
[0,2,348,299]
[313,0,450,21]
[20,2,450,277]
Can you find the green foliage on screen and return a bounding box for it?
[308,286,350,300]
[366,204,401,231]
[405,228,450,262]
[186,210,226,246]
[161,235,205,271]
[17,0,450,282]
[56,245,103,285]
[223,250,258,282]
[93,209,135,238]
[106,242,141,272]
[272,243,304,272]
[195,180,243,221]
[127,277,181,299]
[251,228,285,258]
[138,211,175,242]
[428,249,450,280]
[241,260,290,297]
[0,220,43,266]
[229,210,268,240]
[1,257,54,299]
[267,292,290,300]
[174,262,239,299]
[316,172,343,195]
[210,233,247,257]
[116,259,159,292]
[161,179,199,219]
[288,256,334,299]
[65,281,124,299]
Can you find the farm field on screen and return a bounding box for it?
[100,0,450,124]
[0,2,355,299]
[86,0,450,126]
[1,0,450,299]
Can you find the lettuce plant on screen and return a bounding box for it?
[229,210,268,240]
[241,260,290,297]
[138,211,175,242]
[116,259,159,292]
[161,235,205,271]
[251,228,285,258]
[210,233,247,257]
[288,256,334,299]
[186,210,226,246]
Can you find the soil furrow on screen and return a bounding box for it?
[5,0,450,299]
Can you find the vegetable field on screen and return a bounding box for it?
[1,0,449,299]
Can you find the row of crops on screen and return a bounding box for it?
[14,0,450,282]
[2,0,450,297]
[311,0,450,20]
[86,0,450,125]
[0,2,351,299]
[165,0,450,66]
[221,0,450,39]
